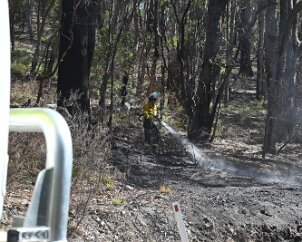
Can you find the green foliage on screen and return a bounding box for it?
[159,185,172,193]
[225,101,265,127]
[102,175,114,190]
[11,63,29,76]
[256,98,267,114]
[229,105,253,126]
[159,0,169,8]
[11,49,32,76]
[166,35,178,49]
[72,166,81,178]
[113,197,127,206]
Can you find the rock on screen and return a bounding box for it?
[262,224,272,233]
[260,207,272,217]
[125,185,134,190]
[225,225,234,235]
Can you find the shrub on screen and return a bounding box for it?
[8,102,111,236]
[63,107,111,235]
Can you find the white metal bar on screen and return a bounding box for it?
[9,108,73,242]
[0,0,11,222]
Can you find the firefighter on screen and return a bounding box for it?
[143,92,159,144]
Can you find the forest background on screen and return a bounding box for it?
[6,0,302,240]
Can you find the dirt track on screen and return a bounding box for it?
[72,123,302,242]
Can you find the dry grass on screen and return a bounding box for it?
[8,93,111,236]
[8,133,46,184]
[66,108,111,234]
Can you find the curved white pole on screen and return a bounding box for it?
[9,108,73,242]
[0,0,11,221]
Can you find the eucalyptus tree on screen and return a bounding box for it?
[168,0,196,117]
[188,0,229,141]
[263,0,302,156]
[57,0,100,114]
[223,0,237,106]
[134,0,149,101]
[9,0,32,50]
[97,0,135,126]
[238,0,255,77]
[29,0,58,77]
[134,0,167,103]
[159,0,229,141]
[9,0,18,51]
[256,0,266,100]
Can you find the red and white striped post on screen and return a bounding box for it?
[172,202,189,242]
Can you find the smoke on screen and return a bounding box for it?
[162,122,302,186]
[162,122,237,170]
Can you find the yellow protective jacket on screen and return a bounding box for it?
[143,102,157,120]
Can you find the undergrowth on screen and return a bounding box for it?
[8,102,111,237]
[66,109,111,235]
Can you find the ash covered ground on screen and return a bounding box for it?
[71,119,302,242]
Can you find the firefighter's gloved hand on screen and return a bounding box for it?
[153,115,160,122]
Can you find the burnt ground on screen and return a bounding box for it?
[69,97,302,242]
[4,89,302,242]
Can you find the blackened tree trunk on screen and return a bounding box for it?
[263,1,279,156]
[9,0,18,51]
[57,0,99,114]
[188,0,229,141]
[256,1,265,100]
[224,0,236,106]
[263,0,302,157]
[239,0,254,77]
[170,0,195,117]
[26,0,34,40]
[279,1,302,142]
[147,0,159,96]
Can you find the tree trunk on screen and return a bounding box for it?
[9,0,17,51]
[263,0,302,157]
[135,3,149,104]
[98,1,134,124]
[26,0,33,40]
[280,1,301,140]
[57,0,98,114]
[133,0,139,51]
[256,2,265,100]
[263,1,279,156]
[147,0,159,96]
[224,0,236,106]
[169,0,194,117]
[99,69,109,123]
[188,0,229,142]
[30,0,56,77]
[239,0,253,77]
